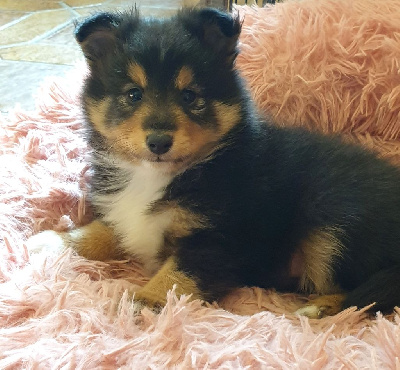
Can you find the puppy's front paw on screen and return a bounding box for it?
[295,294,346,319]
[25,230,66,255]
[134,288,166,309]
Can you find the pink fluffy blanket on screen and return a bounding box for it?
[1,0,400,367]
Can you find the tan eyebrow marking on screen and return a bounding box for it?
[128,63,148,88]
[175,66,194,90]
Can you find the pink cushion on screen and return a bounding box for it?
[236,0,400,165]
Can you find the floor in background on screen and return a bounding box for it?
[0,0,187,113]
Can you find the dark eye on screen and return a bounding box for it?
[182,89,197,104]
[127,88,142,102]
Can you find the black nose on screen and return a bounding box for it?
[146,133,173,155]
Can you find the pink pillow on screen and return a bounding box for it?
[236,0,400,165]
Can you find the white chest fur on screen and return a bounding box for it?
[94,161,173,273]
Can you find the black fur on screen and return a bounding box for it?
[171,123,400,309]
[76,8,400,313]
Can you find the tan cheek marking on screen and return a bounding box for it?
[171,106,220,158]
[128,63,148,88]
[213,102,241,136]
[134,257,203,306]
[299,227,345,294]
[85,96,112,135]
[113,103,151,152]
[111,125,147,158]
[171,103,241,161]
[175,66,194,90]
[87,97,151,157]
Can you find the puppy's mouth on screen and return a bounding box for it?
[147,154,190,164]
[121,150,191,165]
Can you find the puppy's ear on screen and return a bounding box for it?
[75,13,123,63]
[181,8,242,65]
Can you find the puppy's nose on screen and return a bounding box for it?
[146,133,173,155]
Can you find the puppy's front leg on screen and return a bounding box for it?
[134,257,203,307]
[26,220,121,261]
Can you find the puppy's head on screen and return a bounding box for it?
[76,8,244,170]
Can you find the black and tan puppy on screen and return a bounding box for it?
[28,8,400,318]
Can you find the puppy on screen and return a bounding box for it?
[27,8,400,318]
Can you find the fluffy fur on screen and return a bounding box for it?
[26,7,400,317]
[2,0,400,365]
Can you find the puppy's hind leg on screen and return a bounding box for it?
[297,265,400,318]
[343,265,400,314]
[296,294,346,319]
[26,220,122,261]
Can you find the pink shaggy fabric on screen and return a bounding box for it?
[237,0,400,165]
[1,0,400,367]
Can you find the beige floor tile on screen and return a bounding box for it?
[139,7,179,17]
[45,23,78,46]
[0,43,83,65]
[74,6,103,17]
[64,0,103,6]
[0,9,73,45]
[0,11,27,27]
[182,0,200,6]
[0,0,62,12]
[106,0,183,9]
[75,4,180,16]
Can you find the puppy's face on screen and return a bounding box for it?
[76,9,243,170]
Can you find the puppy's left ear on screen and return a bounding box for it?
[181,8,242,66]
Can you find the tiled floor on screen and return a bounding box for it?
[0,0,225,113]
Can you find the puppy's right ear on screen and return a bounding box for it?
[75,13,122,63]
